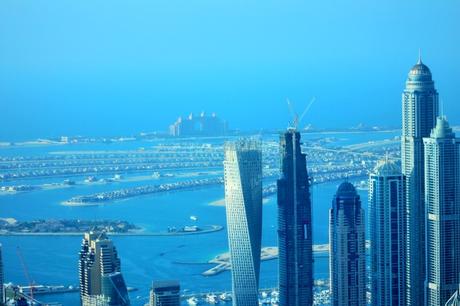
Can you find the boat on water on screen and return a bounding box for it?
[206,293,218,304]
[219,292,232,302]
[187,296,199,306]
[190,215,198,221]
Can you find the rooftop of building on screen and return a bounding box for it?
[407,54,433,82]
[372,157,400,176]
[336,181,358,196]
[151,280,180,291]
[430,116,455,139]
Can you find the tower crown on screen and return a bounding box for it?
[336,181,358,196]
[430,116,455,139]
[373,159,400,176]
[407,57,432,82]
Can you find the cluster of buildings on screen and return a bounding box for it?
[1,57,458,306]
[1,232,181,306]
[78,232,181,306]
[222,56,459,306]
[169,112,228,137]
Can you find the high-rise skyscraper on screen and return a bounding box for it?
[277,130,313,306]
[329,182,366,306]
[0,244,4,306]
[369,159,404,306]
[223,140,262,306]
[401,56,439,306]
[79,232,130,306]
[149,281,180,306]
[424,117,460,306]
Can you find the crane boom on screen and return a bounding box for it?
[16,246,35,302]
[286,97,316,130]
[298,97,316,126]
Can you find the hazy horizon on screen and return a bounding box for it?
[1,1,459,140]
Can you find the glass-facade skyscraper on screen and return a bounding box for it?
[369,159,404,306]
[424,117,460,306]
[0,244,4,306]
[401,56,439,306]
[329,182,366,306]
[277,130,313,306]
[224,140,262,306]
[79,232,130,306]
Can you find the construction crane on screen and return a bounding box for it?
[287,97,316,130]
[16,246,35,304]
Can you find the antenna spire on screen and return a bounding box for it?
[418,49,422,64]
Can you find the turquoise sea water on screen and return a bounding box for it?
[0,131,394,305]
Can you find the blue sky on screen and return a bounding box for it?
[0,1,459,139]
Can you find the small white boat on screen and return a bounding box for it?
[206,293,217,304]
[219,292,232,302]
[190,216,198,221]
[187,297,199,306]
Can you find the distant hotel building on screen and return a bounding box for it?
[369,159,404,306]
[329,182,366,306]
[224,140,262,306]
[79,232,130,306]
[169,112,228,137]
[424,117,460,306]
[149,281,180,306]
[277,130,313,306]
[401,56,439,306]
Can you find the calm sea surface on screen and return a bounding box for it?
[0,131,397,305]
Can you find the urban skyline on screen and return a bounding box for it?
[0,56,458,306]
[0,2,459,303]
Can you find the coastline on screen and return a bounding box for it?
[200,245,330,277]
[0,225,223,237]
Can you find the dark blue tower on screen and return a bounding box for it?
[329,182,366,306]
[277,130,313,306]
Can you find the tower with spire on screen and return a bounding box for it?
[401,55,439,306]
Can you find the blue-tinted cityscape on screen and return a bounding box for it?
[1,1,460,306]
